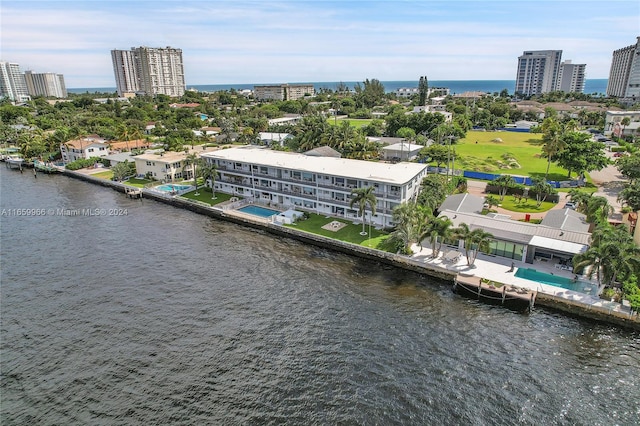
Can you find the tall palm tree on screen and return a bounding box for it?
[493,174,515,201]
[574,224,640,289]
[453,223,494,266]
[200,162,219,199]
[420,216,453,258]
[183,153,201,194]
[531,177,555,207]
[541,118,566,180]
[567,189,592,214]
[585,196,613,224]
[350,186,377,236]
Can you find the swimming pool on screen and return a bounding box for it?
[156,184,191,192]
[238,205,280,218]
[515,268,598,296]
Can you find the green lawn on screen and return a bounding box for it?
[124,178,153,188]
[92,170,114,180]
[327,118,373,129]
[285,213,386,248]
[496,196,557,213]
[454,131,569,181]
[180,188,234,206]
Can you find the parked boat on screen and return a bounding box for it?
[453,275,535,312]
[33,159,61,173]
[5,155,25,170]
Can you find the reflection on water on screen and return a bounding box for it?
[1,168,639,424]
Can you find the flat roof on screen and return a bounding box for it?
[203,146,428,184]
[438,210,591,246]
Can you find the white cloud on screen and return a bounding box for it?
[2,0,637,87]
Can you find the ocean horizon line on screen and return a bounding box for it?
[68,78,608,95]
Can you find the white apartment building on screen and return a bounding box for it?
[515,50,563,96]
[606,36,640,100]
[395,87,451,99]
[201,146,429,228]
[396,87,419,98]
[60,135,109,163]
[111,46,186,97]
[134,151,195,181]
[555,60,586,93]
[604,110,640,138]
[254,84,315,101]
[111,49,139,96]
[24,71,67,98]
[0,61,30,102]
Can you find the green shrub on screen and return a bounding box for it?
[65,157,104,170]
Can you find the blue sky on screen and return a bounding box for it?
[2,0,639,88]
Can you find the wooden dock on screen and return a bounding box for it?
[454,275,536,312]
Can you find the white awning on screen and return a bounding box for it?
[529,235,588,254]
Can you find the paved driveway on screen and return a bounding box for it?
[588,151,626,217]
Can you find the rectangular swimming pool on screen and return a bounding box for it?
[515,268,598,296]
[238,205,280,218]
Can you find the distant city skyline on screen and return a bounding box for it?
[2,0,639,88]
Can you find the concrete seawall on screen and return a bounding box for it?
[62,170,640,330]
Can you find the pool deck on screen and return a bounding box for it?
[408,243,633,317]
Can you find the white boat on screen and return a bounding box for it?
[5,155,25,169]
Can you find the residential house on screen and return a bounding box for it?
[437,209,590,264]
[60,135,109,163]
[134,151,195,181]
[381,142,424,161]
[258,132,292,146]
[604,110,640,138]
[201,146,429,228]
[108,139,150,152]
[411,105,453,122]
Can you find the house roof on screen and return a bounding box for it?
[438,209,591,247]
[540,209,589,233]
[108,139,150,150]
[64,135,108,149]
[304,145,341,158]
[438,193,485,215]
[203,146,428,184]
[381,142,423,153]
[104,152,136,162]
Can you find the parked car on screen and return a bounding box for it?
[613,152,627,157]
[564,202,576,210]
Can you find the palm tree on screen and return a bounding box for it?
[531,177,555,207]
[574,224,640,289]
[540,117,565,180]
[420,216,453,258]
[484,195,499,211]
[453,223,494,266]
[200,162,219,199]
[183,153,201,194]
[493,174,515,201]
[585,196,613,224]
[350,186,377,236]
[567,189,593,214]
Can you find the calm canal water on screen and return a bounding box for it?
[1,167,639,425]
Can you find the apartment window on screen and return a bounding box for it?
[88,148,94,152]
[260,166,268,174]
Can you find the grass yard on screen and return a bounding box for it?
[327,118,373,129]
[496,196,557,213]
[124,178,153,188]
[181,188,234,206]
[454,131,570,181]
[285,213,387,249]
[92,170,114,180]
